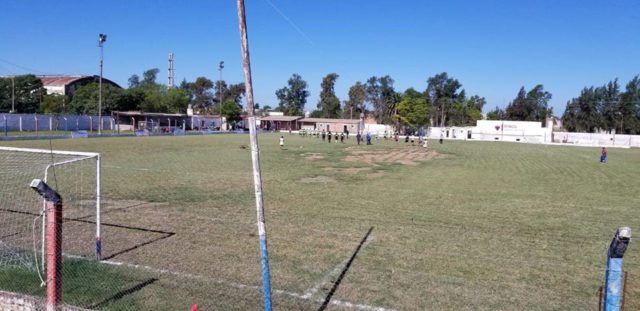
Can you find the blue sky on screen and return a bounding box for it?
[0,0,638,115]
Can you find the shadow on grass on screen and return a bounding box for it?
[0,208,175,261]
[318,226,374,311]
[86,278,157,310]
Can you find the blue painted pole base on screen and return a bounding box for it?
[604,258,623,311]
[259,238,272,311]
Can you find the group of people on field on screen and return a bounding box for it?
[280,129,429,149]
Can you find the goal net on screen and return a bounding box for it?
[0,147,101,273]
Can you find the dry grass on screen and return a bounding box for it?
[1,134,639,310]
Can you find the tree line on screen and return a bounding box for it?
[561,76,640,134]
[0,69,247,124]
[3,70,639,133]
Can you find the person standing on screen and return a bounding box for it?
[340,132,345,143]
[328,131,332,143]
[439,130,444,144]
[366,132,372,145]
[322,130,326,142]
[279,136,285,148]
[356,132,361,145]
[600,147,608,163]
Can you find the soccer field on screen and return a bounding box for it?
[1,133,639,310]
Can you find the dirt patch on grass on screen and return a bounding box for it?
[300,175,336,183]
[301,153,325,160]
[344,148,442,166]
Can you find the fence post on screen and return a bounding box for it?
[19,116,22,131]
[3,114,6,136]
[35,116,38,136]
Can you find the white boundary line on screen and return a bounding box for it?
[64,248,395,311]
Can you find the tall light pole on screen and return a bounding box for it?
[98,33,107,134]
[218,60,224,130]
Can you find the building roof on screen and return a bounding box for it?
[38,75,122,88]
[261,115,302,122]
[299,118,360,124]
[114,111,187,117]
[39,75,86,87]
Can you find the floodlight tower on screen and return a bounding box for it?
[98,33,107,135]
[168,53,175,88]
[218,60,224,130]
[603,227,632,311]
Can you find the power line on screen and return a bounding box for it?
[0,57,47,74]
[264,0,315,46]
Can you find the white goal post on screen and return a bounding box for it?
[0,146,101,272]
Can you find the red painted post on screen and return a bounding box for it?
[190,304,198,311]
[46,200,63,310]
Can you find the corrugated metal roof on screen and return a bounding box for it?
[299,118,360,124]
[261,115,302,121]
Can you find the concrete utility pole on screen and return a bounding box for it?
[236,1,272,310]
[98,33,107,135]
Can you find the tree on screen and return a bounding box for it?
[366,75,398,124]
[317,73,341,118]
[220,100,242,128]
[619,76,640,133]
[505,85,552,123]
[257,104,272,117]
[396,88,430,132]
[128,74,140,88]
[448,95,486,126]
[189,77,214,112]
[141,68,160,89]
[343,81,366,119]
[275,74,308,116]
[39,94,69,114]
[599,79,621,131]
[164,88,190,113]
[68,83,124,114]
[226,83,246,105]
[486,106,506,120]
[426,72,463,127]
[0,75,44,113]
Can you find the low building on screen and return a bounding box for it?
[299,118,361,133]
[427,120,553,143]
[39,75,121,98]
[113,111,222,131]
[472,120,552,143]
[260,115,302,131]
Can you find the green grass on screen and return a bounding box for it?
[1,134,639,310]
